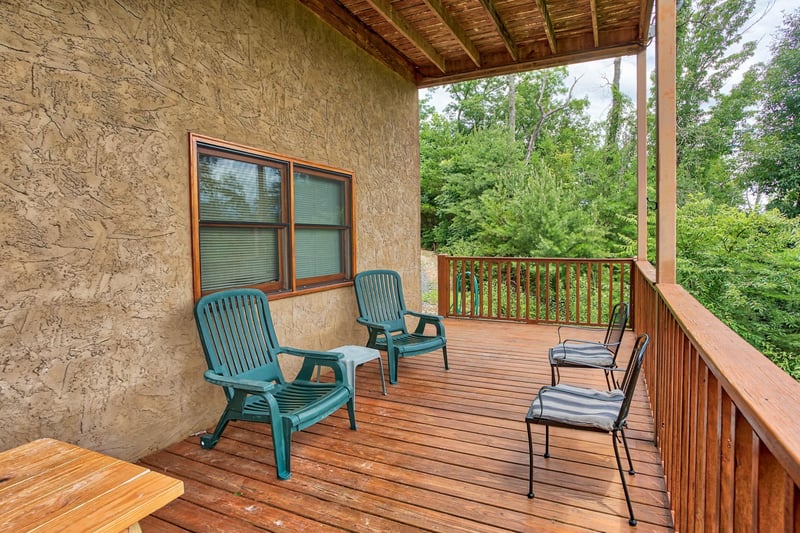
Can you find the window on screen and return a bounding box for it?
[189,134,354,299]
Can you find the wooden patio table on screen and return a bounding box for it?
[0,437,183,532]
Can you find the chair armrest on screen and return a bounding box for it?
[278,346,343,363]
[204,370,275,393]
[356,317,391,331]
[278,347,349,383]
[405,310,445,336]
[405,310,444,321]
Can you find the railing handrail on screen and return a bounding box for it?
[658,280,800,487]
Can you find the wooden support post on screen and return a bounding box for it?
[637,47,648,262]
[655,0,677,284]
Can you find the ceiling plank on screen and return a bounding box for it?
[534,0,558,54]
[296,0,417,83]
[421,0,482,67]
[589,0,600,47]
[364,0,447,73]
[475,0,520,61]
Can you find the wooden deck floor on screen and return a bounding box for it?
[139,319,673,532]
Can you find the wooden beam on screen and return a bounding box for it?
[296,0,417,83]
[637,48,648,261]
[364,0,447,73]
[655,0,677,284]
[534,0,558,54]
[640,0,656,43]
[589,0,600,47]
[475,0,520,61]
[417,40,643,88]
[421,0,481,67]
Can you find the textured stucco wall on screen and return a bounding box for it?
[0,0,421,459]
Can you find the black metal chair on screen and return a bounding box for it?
[549,302,630,389]
[526,333,649,526]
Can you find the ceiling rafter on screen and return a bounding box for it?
[475,0,520,61]
[589,0,600,47]
[639,0,656,42]
[364,0,447,73]
[295,0,417,83]
[421,0,482,67]
[534,0,557,54]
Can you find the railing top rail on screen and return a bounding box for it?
[444,255,634,263]
[658,282,800,486]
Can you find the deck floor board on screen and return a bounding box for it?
[141,319,673,532]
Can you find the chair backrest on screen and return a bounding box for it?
[353,270,408,333]
[614,333,649,430]
[603,302,630,355]
[194,289,285,399]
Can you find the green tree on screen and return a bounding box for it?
[678,196,800,378]
[671,0,759,204]
[475,160,605,257]
[746,9,800,217]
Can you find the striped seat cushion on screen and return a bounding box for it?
[526,384,624,432]
[549,342,614,367]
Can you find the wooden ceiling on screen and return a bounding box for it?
[297,0,655,87]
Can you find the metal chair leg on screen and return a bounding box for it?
[613,430,637,526]
[526,421,535,498]
[620,428,635,474]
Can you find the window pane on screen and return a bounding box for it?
[199,154,282,223]
[200,227,279,291]
[295,229,342,279]
[294,172,344,225]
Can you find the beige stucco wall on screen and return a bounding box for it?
[0,0,421,459]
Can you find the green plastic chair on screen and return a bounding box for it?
[354,269,448,384]
[194,288,356,480]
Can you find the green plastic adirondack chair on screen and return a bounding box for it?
[353,269,448,384]
[194,288,356,480]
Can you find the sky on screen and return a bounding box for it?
[421,0,795,121]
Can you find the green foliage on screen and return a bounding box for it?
[672,0,759,205]
[746,9,800,217]
[474,160,605,257]
[677,196,800,378]
[419,1,800,375]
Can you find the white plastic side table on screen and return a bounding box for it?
[329,345,387,402]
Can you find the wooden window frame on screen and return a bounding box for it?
[189,133,356,301]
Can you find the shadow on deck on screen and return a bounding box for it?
[139,319,673,532]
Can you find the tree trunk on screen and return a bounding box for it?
[508,74,517,138]
[604,57,623,150]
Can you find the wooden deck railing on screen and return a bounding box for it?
[633,260,800,531]
[437,254,633,326]
[437,254,800,529]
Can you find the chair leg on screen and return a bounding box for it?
[620,428,635,474]
[389,351,399,384]
[604,370,613,390]
[612,430,637,526]
[200,411,231,449]
[544,425,550,458]
[273,420,293,480]
[550,364,558,386]
[442,345,449,370]
[376,356,387,395]
[347,396,358,430]
[526,421,535,498]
